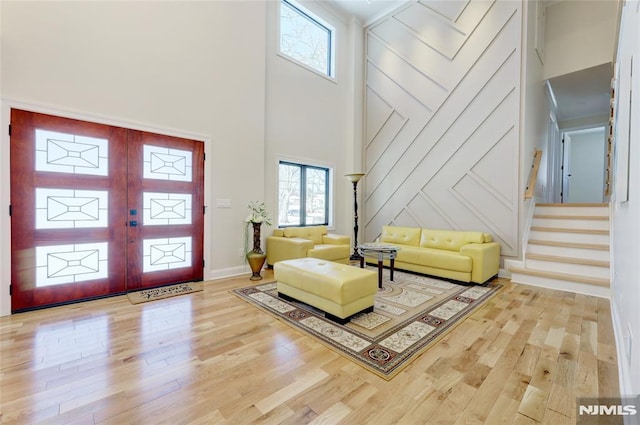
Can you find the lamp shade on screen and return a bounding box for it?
[345,173,365,183]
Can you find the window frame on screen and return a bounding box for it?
[278,0,336,80]
[277,160,332,228]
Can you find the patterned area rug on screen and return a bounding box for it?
[127,282,203,304]
[232,269,501,379]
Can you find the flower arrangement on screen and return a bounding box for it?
[244,201,272,258]
[245,200,272,225]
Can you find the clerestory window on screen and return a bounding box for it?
[279,0,335,78]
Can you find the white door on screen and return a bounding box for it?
[562,133,572,202]
[562,127,606,203]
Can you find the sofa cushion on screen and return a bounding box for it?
[396,245,472,272]
[381,225,421,246]
[420,229,486,252]
[283,226,327,245]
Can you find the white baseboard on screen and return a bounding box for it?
[207,265,250,281]
[611,301,636,397]
[502,259,524,278]
[498,267,510,279]
[510,273,610,299]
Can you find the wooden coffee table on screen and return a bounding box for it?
[357,243,400,288]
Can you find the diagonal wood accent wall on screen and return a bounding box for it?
[364,0,521,257]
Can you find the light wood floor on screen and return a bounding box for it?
[0,271,620,424]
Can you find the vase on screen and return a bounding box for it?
[247,221,265,280]
[251,221,263,254]
[246,250,266,281]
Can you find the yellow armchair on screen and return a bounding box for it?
[266,226,351,266]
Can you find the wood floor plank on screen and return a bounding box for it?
[0,273,621,424]
[518,385,548,422]
[546,382,574,418]
[541,409,572,425]
[484,394,521,424]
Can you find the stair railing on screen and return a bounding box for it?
[525,150,543,199]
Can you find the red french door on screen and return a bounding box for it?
[10,109,204,312]
[125,130,204,291]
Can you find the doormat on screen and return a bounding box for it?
[127,282,203,304]
[231,269,502,380]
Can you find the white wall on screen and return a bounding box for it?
[544,0,618,80]
[0,0,360,315]
[0,3,5,316]
[264,0,361,241]
[522,0,553,212]
[611,0,640,397]
[500,0,553,270]
[362,0,522,260]
[559,114,609,132]
[0,1,269,314]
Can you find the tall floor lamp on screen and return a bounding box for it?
[345,173,365,261]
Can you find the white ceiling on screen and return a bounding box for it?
[324,0,405,24]
[548,63,613,123]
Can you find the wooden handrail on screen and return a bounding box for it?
[524,150,542,199]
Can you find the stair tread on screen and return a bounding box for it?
[533,214,608,220]
[530,226,609,235]
[509,267,610,287]
[536,203,608,207]
[528,239,609,250]
[526,253,610,267]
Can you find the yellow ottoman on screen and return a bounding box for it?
[274,258,378,324]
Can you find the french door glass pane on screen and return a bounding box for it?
[143,236,192,272]
[143,145,192,182]
[35,188,109,229]
[143,192,192,226]
[35,242,109,287]
[35,129,109,176]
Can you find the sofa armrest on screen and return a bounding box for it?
[322,233,350,245]
[266,236,314,265]
[460,242,500,284]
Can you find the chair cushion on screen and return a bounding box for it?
[283,226,327,245]
[307,244,350,261]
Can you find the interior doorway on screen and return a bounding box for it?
[10,109,205,312]
[561,126,607,203]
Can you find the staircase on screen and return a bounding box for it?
[509,203,611,298]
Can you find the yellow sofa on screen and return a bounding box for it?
[266,226,351,267]
[376,225,500,284]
